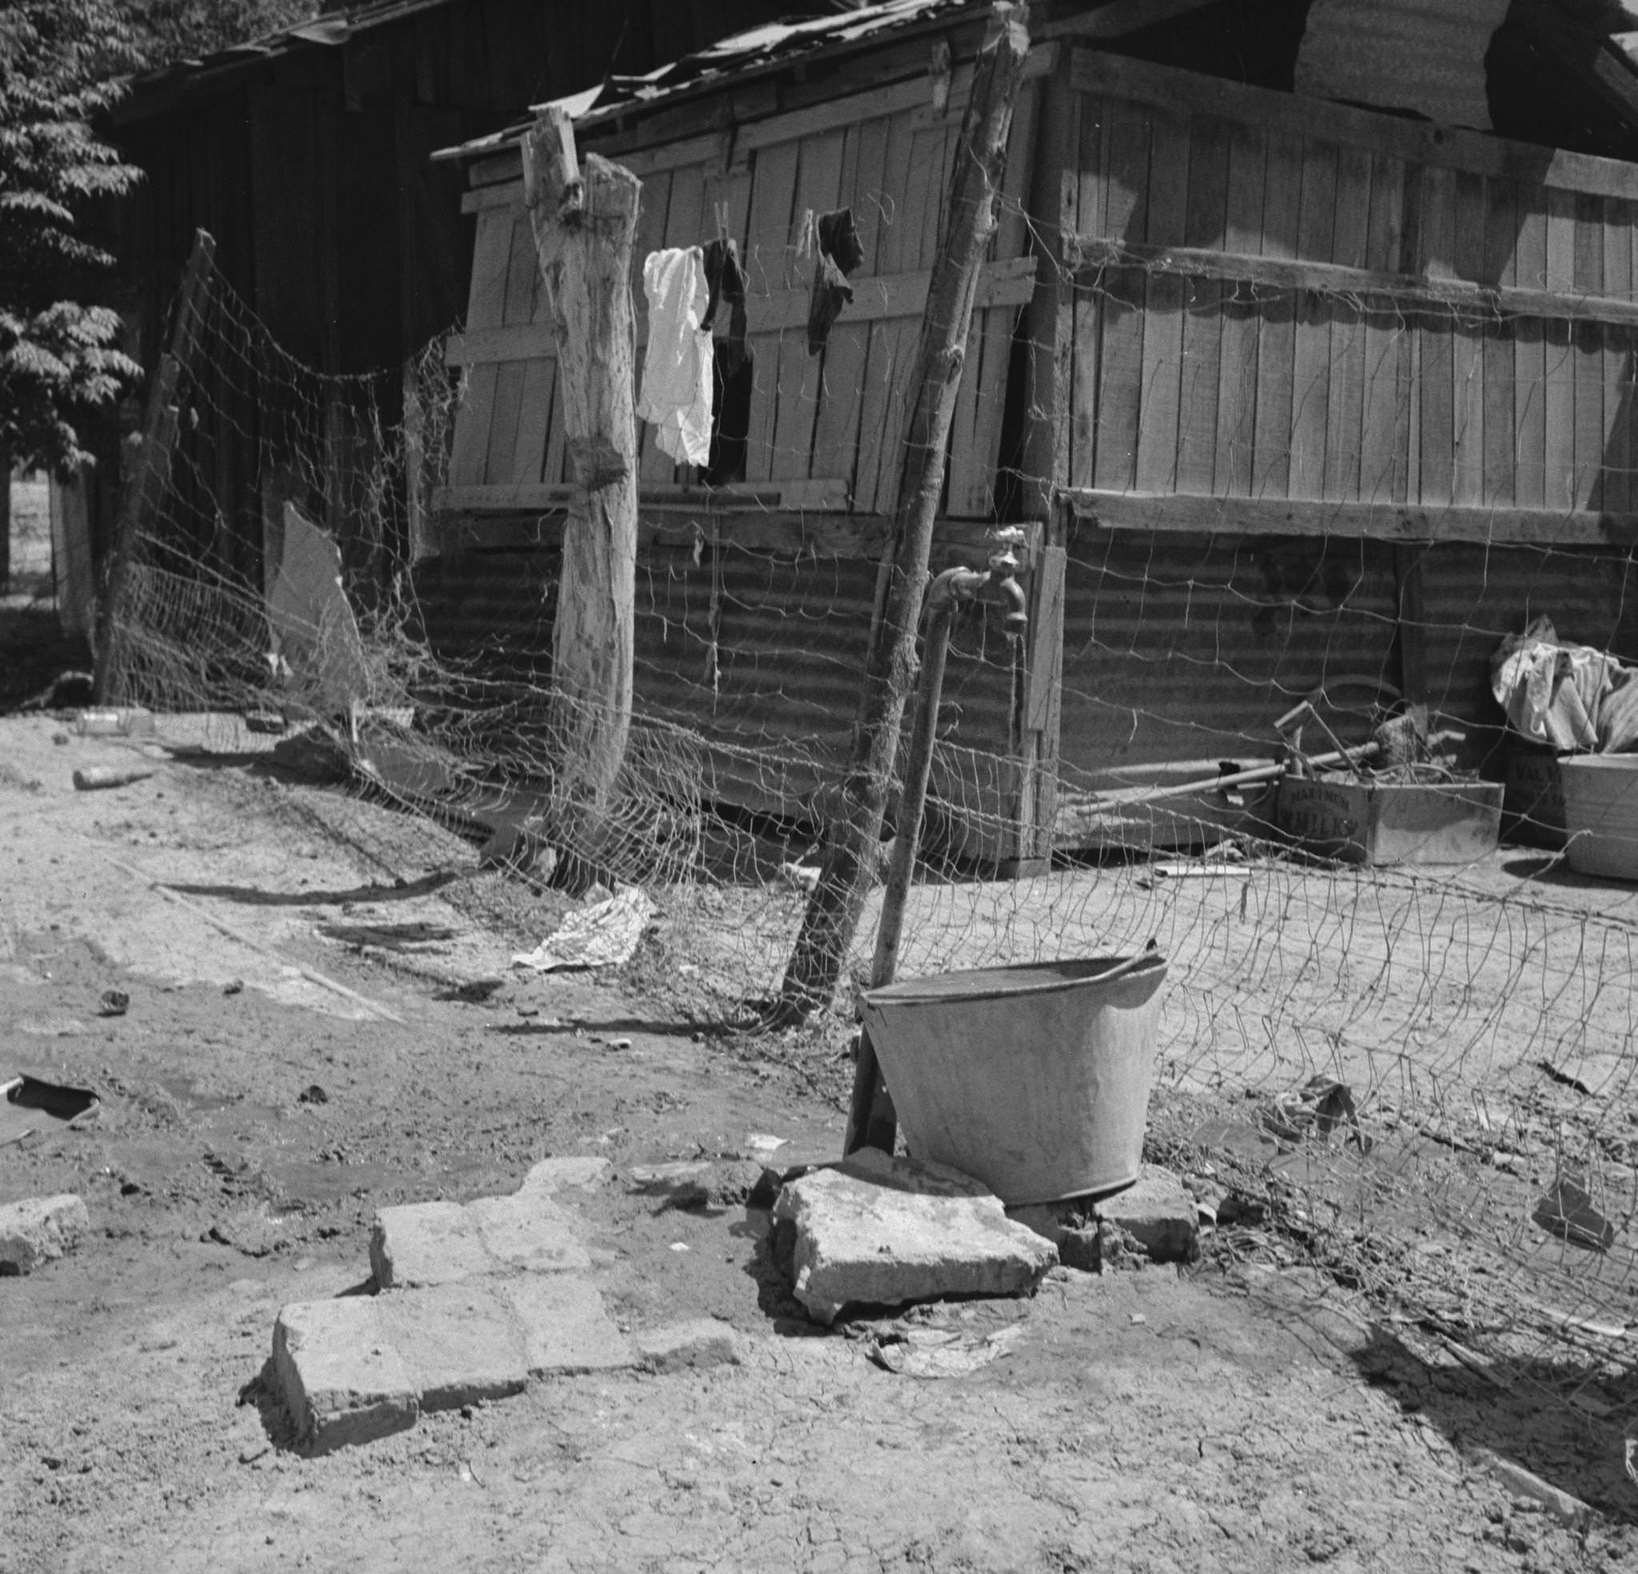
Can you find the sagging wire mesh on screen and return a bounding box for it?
[100,237,1638,1498]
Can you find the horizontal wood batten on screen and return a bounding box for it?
[1070,48,1638,204]
[445,257,1038,366]
[1066,489,1638,547]
[1067,237,1638,329]
[434,477,852,514]
[432,508,1035,560]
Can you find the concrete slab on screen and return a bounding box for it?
[466,1192,591,1273]
[271,1298,419,1453]
[0,1193,89,1274]
[499,1273,636,1375]
[1093,1166,1200,1264]
[370,1200,495,1289]
[772,1148,1057,1324]
[376,1282,528,1412]
[635,1318,742,1374]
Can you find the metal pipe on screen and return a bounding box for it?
[870,553,1028,991]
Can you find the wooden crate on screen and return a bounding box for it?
[1277,776,1503,865]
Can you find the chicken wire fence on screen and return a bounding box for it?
[101,245,1638,1490]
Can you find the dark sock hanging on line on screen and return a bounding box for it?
[807,208,866,355]
[702,238,748,376]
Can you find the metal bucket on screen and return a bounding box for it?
[1561,755,1638,879]
[860,954,1168,1206]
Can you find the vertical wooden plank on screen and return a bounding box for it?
[1417,166,1457,279]
[948,305,1015,517]
[857,319,918,512]
[1176,117,1227,495]
[876,111,926,275]
[1603,197,1633,306]
[1363,153,1405,275]
[1361,311,1409,504]
[1252,289,1295,498]
[1451,175,1486,507]
[1260,132,1302,260]
[846,115,892,273]
[484,359,528,484]
[1076,93,1107,240]
[1542,197,1576,510]
[512,357,556,484]
[1600,324,1631,514]
[1215,123,1264,494]
[1252,131,1301,496]
[745,140,799,294]
[1183,116,1231,250]
[1481,317,1514,507]
[1511,196,1548,507]
[1069,285,1101,491]
[1418,315,1454,507]
[742,142,800,481]
[1135,276,1184,493]
[997,76,1043,257]
[1092,268,1145,492]
[662,163,708,252]
[1483,177,1518,289]
[1330,146,1371,269]
[542,359,568,485]
[466,208,513,329]
[1573,317,1604,511]
[914,122,956,266]
[1289,142,1337,499]
[1101,96,1151,242]
[448,363,498,484]
[502,212,539,324]
[1574,192,1604,297]
[1144,108,1189,247]
[812,321,869,496]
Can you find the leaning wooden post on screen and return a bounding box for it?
[522,109,642,884]
[777,2,1031,1022]
[94,228,216,703]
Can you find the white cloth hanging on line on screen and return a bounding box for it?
[635,247,713,467]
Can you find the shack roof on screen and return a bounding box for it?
[431,0,1638,166]
[432,0,1025,163]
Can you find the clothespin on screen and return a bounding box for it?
[715,202,731,244]
[795,208,817,259]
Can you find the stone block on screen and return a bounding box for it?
[0,1194,89,1274]
[370,1200,495,1289]
[771,1148,1057,1324]
[376,1282,528,1412]
[1093,1166,1199,1264]
[635,1318,741,1374]
[271,1298,418,1453]
[466,1192,591,1273]
[499,1273,636,1375]
[520,1156,610,1194]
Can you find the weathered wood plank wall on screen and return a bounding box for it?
[1062,50,1638,532]
[440,64,1050,519]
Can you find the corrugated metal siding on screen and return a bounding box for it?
[1056,527,1402,788]
[1294,0,1513,131]
[412,529,1018,825]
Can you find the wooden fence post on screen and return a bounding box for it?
[93,229,216,703]
[522,109,642,885]
[777,3,1032,1021]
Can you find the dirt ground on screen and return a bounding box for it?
[2,712,1634,1572]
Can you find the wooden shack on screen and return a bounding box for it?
[428,0,1638,861]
